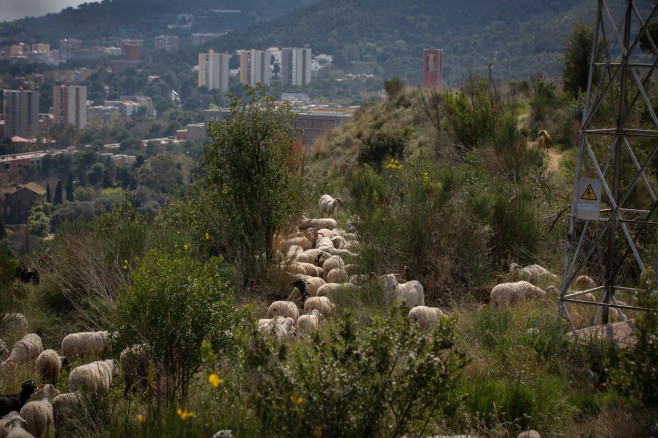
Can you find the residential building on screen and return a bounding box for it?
[422,49,443,89]
[59,38,82,63]
[281,48,312,86]
[154,35,179,52]
[0,152,48,174]
[2,89,40,138]
[110,59,141,73]
[198,50,229,91]
[191,33,224,46]
[53,85,87,129]
[0,182,45,224]
[295,110,353,149]
[239,49,270,86]
[121,40,143,61]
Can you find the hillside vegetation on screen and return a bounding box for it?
[1,62,658,436]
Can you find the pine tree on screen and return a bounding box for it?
[54,180,63,205]
[46,183,51,203]
[66,174,74,202]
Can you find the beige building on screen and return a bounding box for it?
[239,50,270,86]
[53,85,87,129]
[198,50,229,91]
[281,48,312,86]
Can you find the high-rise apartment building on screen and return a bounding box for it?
[53,85,87,129]
[422,49,443,89]
[59,38,82,63]
[239,50,270,86]
[2,89,40,138]
[198,50,229,91]
[281,48,312,86]
[121,40,144,61]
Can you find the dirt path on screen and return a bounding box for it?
[547,149,562,173]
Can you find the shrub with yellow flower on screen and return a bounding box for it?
[209,373,223,388]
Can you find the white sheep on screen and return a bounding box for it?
[314,236,334,250]
[574,274,597,290]
[326,268,348,284]
[19,384,57,438]
[296,310,322,334]
[283,262,307,276]
[1,334,43,372]
[296,262,323,277]
[379,274,425,308]
[257,317,295,341]
[67,359,118,395]
[119,344,152,397]
[267,301,300,323]
[330,235,347,249]
[316,253,345,279]
[285,244,304,260]
[408,306,446,330]
[509,263,557,285]
[317,247,359,259]
[318,194,343,217]
[316,283,355,298]
[60,331,111,361]
[5,422,32,438]
[51,392,82,436]
[303,296,333,317]
[489,281,547,308]
[35,350,66,386]
[316,228,333,239]
[295,248,326,265]
[298,216,337,231]
[290,276,325,297]
[0,412,27,438]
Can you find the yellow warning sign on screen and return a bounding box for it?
[581,184,597,200]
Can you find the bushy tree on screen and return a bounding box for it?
[561,19,596,98]
[113,247,240,403]
[443,78,498,150]
[383,76,404,101]
[200,85,304,286]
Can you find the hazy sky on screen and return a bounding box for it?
[0,0,101,22]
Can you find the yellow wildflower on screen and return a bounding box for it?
[138,414,145,423]
[289,395,303,404]
[209,373,223,388]
[205,232,210,240]
[176,408,193,421]
[184,243,190,250]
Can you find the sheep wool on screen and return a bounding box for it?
[5,423,33,438]
[68,359,118,395]
[0,412,27,438]
[19,384,57,438]
[490,281,547,308]
[380,274,425,308]
[35,350,62,385]
[257,317,295,341]
[299,217,337,231]
[267,301,300,323]
[60,331,111,361]
[304,296,333,317]
[120,344,152,396]
[1,334,43,372]
[574,275,597,290]
[296,310,322,333]
[509,263,557,285]
[408,306,446,330]
[316,283,356,299]
[51,392,82,436]
[326,268,348,284]
[318,195,343,217]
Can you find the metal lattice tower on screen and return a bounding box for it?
[559,0,658,329]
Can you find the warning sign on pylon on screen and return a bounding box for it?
[581,184,597,200]
[576,178,602,220]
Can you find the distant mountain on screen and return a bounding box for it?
[0,0,319,44]
[209,0,647,86]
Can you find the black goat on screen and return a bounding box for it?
[15,266,40,284]
[0,380,37,418]
[292,279,311,306]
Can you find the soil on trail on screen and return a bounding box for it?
[547,149,562,173]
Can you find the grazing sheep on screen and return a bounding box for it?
[296,262,323,277]
[35,350,66,386]
[0,412,27,438]
[281,229,318,252]
[408,306,446,330]
[283,262,307,276]
[0,382,38,419]
[290,276,324,297]
[574,274,597,290]
[19,384,57,438]
[5,422,33,438]
[509,263,557,285]
[303,296,333,317]
[330,235,347,249]
[67,359,118,395]
[326,268,348,284]
[316,228,333,239]
[120,344,152,397]
[315,253,345,279]
[296,309,322,334]
[317,282,357,298]
[298,216,337,231]
[317,247,359,259]
[60,331,111,361]
[314,236,334,250]
[1,314,29,335]
[1,334,43,372]
[267,301,300,323]
[518,431,541,438]
[490,281,547,308]
[318,195,343,217]
[379,274,425,308]
[257,317,295,341]
[295,248,327,266]
[51,392,82,437]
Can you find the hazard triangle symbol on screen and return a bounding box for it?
[581,184,597,200]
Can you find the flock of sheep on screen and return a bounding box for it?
[0,193,597,437]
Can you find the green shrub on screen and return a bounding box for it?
[357,130,407,170]
[243,305,468,437]
[113,247,241,403]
